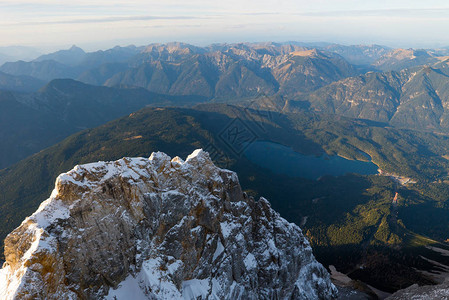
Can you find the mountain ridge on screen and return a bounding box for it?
[0,79,203,169]
[0,43,358,98]
[0,149,337,299]
[283,62,449,131]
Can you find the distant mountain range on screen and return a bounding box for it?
[3,42,449,171]
[291,59,449,131]
[373,48,442,71]
[1,42,449,130]
[0,45,143,86]
[3,42,449,172]
[323,44,391,65]
[0,79,193,169]
[0,71,45,92]
[0,43,357,98]
[0,46,41,65]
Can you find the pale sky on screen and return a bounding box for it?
[1,0,449,51]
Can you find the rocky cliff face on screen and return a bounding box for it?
[0,149,337,299]
[388,281,449,299]
[303,62,449,131]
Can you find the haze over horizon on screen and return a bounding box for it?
[1,0,449,52]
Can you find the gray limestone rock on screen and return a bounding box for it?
[0,149,337,300]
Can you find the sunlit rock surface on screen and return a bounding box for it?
[0,149,337,299]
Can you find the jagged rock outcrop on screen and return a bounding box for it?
[387,279,449,299]
[0,149,337,299]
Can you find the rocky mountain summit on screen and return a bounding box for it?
[0,149,337,299]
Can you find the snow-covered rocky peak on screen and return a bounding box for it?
[0,149,337,299]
